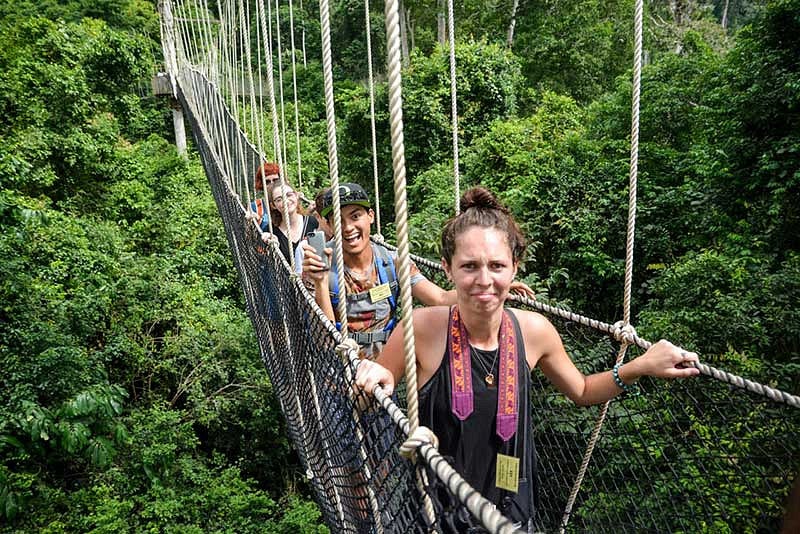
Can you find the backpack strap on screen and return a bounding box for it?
[252,199,269,232]
[373,244,399,332]
[328,243,401,333]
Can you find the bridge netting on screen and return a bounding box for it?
[179,65,800,532]
[172,63,799,532]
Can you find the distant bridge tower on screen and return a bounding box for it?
[155,0,187,158]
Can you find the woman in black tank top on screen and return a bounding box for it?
[356,187,700,531]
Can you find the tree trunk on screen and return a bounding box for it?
[399,0,409,65]
[437,0,446,46]
[506,0,519,47]
[721,0,730,29]
[408,8,416,54]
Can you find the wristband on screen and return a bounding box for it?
[612,362,637,394]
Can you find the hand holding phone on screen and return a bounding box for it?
[307,230,329,271]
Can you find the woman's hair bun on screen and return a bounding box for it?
[460,186,508,215]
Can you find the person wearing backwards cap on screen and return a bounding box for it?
[302,183,535,359]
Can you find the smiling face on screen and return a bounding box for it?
[444,226,518,314]
[331,204,374,256]
[270,184,298,216]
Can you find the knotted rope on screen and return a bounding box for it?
[560,1,645,528]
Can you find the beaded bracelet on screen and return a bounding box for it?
[612,362,636,394]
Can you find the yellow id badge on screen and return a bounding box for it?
[369,283,392,303]
[495,453,520,493]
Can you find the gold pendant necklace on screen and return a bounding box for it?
[473,348,499,387]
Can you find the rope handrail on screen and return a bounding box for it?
[166,5,800,533]
[372,238,800,409]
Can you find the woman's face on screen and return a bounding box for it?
[271,185,298,215]
[444,226,517,314]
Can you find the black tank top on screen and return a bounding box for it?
[419,309,537,525]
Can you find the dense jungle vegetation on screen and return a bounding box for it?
[0,0,797,530]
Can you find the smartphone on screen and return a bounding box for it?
[307,230,329,271]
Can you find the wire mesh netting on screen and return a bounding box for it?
[174,60,799,533]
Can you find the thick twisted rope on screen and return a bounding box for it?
[364,0,382,236]
[240,0,258,208]
[445,0,460,214]
[383,0,419,440]
[382,0,439,525]
[225,0,252,204]
[559,1,643,527]
[288,0,304,188]
[257,0,288,241]
[252,2,276,236]
[318,0,348,335]
[274,0,290,175]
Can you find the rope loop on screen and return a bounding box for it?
[372,233,385,244]
[611,321,638,345]
[336,337,361,365]
[399,425,439,460]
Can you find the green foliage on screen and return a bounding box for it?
[401,40,524,170]
[639,251,800,379]
[514,0,635,103]
[0,10,320,532]
[2,0,799,531]
[0,16,167,199]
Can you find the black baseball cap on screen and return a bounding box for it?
[318,183,372,218]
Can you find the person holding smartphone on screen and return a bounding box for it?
[268,182,318,264]
[301,183,536,359]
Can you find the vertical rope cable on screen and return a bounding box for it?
[265,0,279,158]
[257,0,288,239]
[299,0,307,67]
[275,0,290,176]
[263,0,294,271]
[383,0,435,524]
[253,0,274,235]
[249,0,268,181]
[244,0,262,166]
[237,0,253,207]
[445,0,460,214]
[235,0,253,205]
[364,0,382,236]
[558,1,643,531]
[384,0,417,442]
[318,0,348,337]
[222,0,240,191]
[288,0,304,188]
